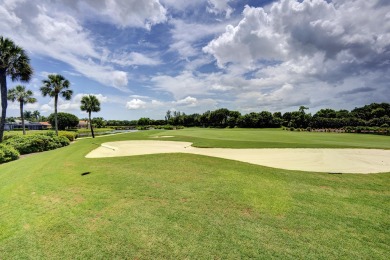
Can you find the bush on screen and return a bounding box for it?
[5,134,70,155]
[53,136,71,147]
[58,131,78,141]
[0,144,20,164]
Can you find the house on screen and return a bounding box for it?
[78,120,89,129]
[4,121,51,131]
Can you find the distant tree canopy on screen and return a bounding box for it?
[145,102,390,129]
[48,112,79,130]
[63,102,390,130]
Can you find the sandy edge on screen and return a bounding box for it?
[85,140,390,174]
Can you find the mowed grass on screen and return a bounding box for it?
[157,127,390,148]
[0,129,389,259]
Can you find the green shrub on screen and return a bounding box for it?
[0,144,20,164]
[54,136,71,146]
[5,134,70,155]
[59,131,78,141]
[163,125,174,130]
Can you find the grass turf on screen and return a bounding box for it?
[156,128,390,149]
[0,129,389,259]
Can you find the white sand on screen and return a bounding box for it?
[85,140,390,174]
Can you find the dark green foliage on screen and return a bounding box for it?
[74,102,390,131]
[4,134,70,155]
[0,143,19,163]
[48,112,79,130]
[137,117,151,126]
[58,131,78,141]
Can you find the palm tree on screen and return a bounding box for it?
[40,74,73,136]
[80,95,101,138]
[23,110,33,120]
[32,110,41,121]
[7,85,37,135]
[0,36,33,142]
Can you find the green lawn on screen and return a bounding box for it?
[0,129,389,259]
[155,128,390,148]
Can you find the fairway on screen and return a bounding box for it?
[1,129,389,259]
[153,128,390,149]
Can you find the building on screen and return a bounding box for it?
[78,120,89,129]
[4,121,51,131]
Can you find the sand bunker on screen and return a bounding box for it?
[86,141,390,174]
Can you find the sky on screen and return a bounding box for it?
[1,0,389,120]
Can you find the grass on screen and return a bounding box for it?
[0,129,389,259]
[155,127,390,148]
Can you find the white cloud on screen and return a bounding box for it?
[110,51,162,67]
[38,93,109,115]
[126,99,147,109]
[174,96,198,106]
[207,0,234,18]
[58,0,167,30]
[169,18,235,59]
[72,93,109,103]
[40,104,52,113]
[200,0,390,111]
[160,0,205,11]
[203,5,288,68]
[0,1,131,91]
[204,1,390,75]
[129,95,150,99]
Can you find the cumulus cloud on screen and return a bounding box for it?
[161,0,205,11]
[202,0,390,111]
[56,0,167,29]
[0,0,131,90]
[126,99,147,109]
[38,93,109,114]
[0,0,168,92]
[174,96,198,106]
[207,0,234,18]
[169,19,231,59]
[204,0,390,78]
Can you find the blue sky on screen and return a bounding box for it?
[1,0,389,120]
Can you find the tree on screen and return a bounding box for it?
[7,85,36,135]
[32,110,41,121]
[165,110,172,123]
[23,110,33,120]
[0,36,33,142]
[40,74,73,136]
[137,117,151,126]
[47,112,79,130]
[80,95,101,138]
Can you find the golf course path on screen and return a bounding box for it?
[86,141,390,174]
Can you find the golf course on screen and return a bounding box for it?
[0,128,389,259]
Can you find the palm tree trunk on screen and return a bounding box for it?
[89,112,95,138]
[20,101,26,135]
[0,69,7,142]
[54,95,58,136]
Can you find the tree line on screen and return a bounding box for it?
[98,103,390,130]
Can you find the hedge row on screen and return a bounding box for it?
[0,144,20,164]
[4,134,70,155]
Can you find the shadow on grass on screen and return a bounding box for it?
[81,172,91,176]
